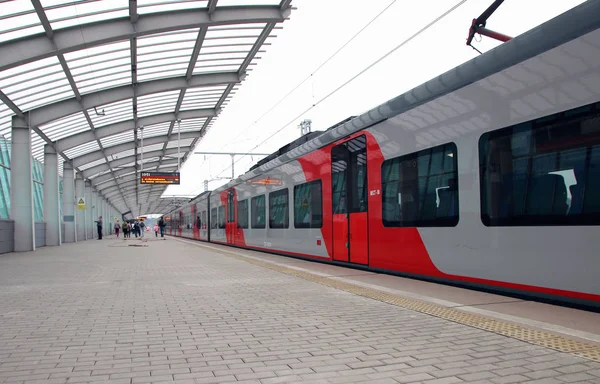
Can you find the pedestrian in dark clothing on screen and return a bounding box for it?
[158,217,166,238]
[95,216,103,239]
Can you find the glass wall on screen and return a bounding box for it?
[0,136,46,221]
[0,137,11,219]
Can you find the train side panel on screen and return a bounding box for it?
[366,28,600,300]
[164,26,600,306]
[232,161,329,258]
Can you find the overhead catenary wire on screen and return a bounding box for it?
[214,0,469,180]
[220,0,398,149]
[182,0,398,197]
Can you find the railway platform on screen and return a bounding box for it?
[1,237,600,384]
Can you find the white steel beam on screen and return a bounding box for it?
[73,131,199,168]
[29,72,238,128]
[0,6,288,72]
[130,0,138,23]
[93,159,179,184]
[105,182,158,197]
[32,0,134,218]
[181,22,275,167]
[55,109,215,153]
[82,147,190,178]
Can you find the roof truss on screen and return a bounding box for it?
[0,0,293,217]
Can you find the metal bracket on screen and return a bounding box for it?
[466,0,512,51]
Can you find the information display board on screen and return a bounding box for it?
[140,172,180,185]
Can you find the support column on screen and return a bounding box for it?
[75,173,85,242]
[10,115,34,252]
[92,190,98,238]
[109,206,113,235]
[63,161,75,243]
[43,145,60,246]
[107,202,112,236]
[101,198,107,236]
[85,181,93,240]
[97,197,102,237]
[100,198,105,236]
[108,203,112,236]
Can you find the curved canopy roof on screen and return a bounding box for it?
[0,0,293,217]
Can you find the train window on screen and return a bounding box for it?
[218,206,225,229]
[269,188,289,229]
[201,210,207,230]
[332,146,347,215]
[294,180,323,228]
[251,195,266,229]
[381,143,458,227]
[237,199,249,229]
[210,208,217,229]
[480,102,600,226]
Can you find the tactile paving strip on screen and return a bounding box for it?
[187,241,600,362]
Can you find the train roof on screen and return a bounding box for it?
[190,190,211,203]
[211,0,600,194]
[247,115,356,172]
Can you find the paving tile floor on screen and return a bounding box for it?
[0,237,599,384]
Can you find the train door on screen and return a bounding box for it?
[192,204,199,239]
[178,211,183,236]
[331,135,369,264]
[226,189,236,244]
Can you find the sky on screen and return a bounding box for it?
[161,0,588,204]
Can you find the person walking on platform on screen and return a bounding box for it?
[158,217,166,239]
[154,222,159,237]
[95,216,103,240]
[114,220,121,238]
[133,221,139,238]
[139,220,146,238]
[121,221,128,239]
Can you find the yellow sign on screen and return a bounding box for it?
[247,177,283,186]
[77,197,86,210]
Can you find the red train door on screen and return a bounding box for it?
[331,135,369,265]
[226,189,236,244]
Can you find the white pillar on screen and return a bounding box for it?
[108,204,113,235]
[43,144,60,246]
[10,115,34,252]
[109,205,113,235]
[101,198,107,236]
[97,197,103,236]
[85,181,92,240]
[75,173,85,242]
[101,199,106,236]
[92,190,98,238]
[62,161,75,243]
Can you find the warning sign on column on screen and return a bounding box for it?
[77,197,86,210]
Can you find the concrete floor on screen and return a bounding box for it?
[0,236,599,384]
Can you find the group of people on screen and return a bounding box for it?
[114,219,146,238]
[95,216,167,240]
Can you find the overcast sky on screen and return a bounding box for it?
[161,0,587,204]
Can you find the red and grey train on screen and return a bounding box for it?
[166,1,600,309]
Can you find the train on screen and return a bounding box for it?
[164,0,600,309]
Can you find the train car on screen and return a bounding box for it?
[164,1,600,309]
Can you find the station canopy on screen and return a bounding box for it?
[0,0,293,218]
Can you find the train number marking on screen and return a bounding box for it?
[369,189,380,196]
